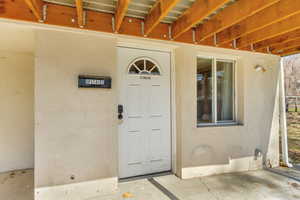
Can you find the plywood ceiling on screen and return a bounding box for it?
[1,0,300,56]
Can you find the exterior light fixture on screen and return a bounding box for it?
[254,65,266,72]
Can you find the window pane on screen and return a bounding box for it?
[151,67,160,75]
[197,57,213,124]
[217,61,234,121]
[135,59,145,71]
[146,60,155,71]
[129,65,140,74]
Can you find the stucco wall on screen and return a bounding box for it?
[34,28,280,192]
[0,51,34,172]
[35,30,118,189]
[174,45,280,177]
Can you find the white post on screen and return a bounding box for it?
[279,58,293,168]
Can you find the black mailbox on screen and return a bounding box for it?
[78,75,111,88]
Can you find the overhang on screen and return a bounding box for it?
[1,0,300,56]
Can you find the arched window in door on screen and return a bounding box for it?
[128,58,161,75]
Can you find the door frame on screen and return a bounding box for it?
[116,42,177,177]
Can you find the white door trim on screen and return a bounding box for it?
[116,44,177,177]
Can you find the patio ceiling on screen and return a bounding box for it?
[1,0,300,56]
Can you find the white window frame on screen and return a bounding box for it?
[197,55,237,127]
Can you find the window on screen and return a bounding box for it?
[197,57,235,125]
[128,58,161,75]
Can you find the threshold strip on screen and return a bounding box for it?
[265,168,300,182]
[119,171,172,182]
[148,177,180,200]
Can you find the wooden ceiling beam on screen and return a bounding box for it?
[216,0,300,45]
[115,0,131,32]
[24,0,43,21]
[171,0,231,39]
[253,29,300,50]
[75,0,83,28]
[144,0,180,36]
[0,0,4,14]
[280,47,300,56]
[271,38,300,54]
[3,0,300,57]
[236,13,300,48]
[197,0,279,42]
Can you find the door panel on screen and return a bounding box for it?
[118,47,171,178]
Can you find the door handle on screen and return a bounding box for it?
[118,104,123,120]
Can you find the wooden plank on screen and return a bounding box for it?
[236,13,300,48]
[254,29,300,50]
[280,47,300,56]
[3,0,300,56]
[172,0,231,39]
[75,0,83,27]
[23,0,43,21]
[216,0,300,45]
[148,22,170,41]
[271,38,300,54]
[0,0,5,14]
[1,0,36,21]
[174,29,194,44]
[115,0,131,32]
[144,0,180,36]
[197,0,279,42]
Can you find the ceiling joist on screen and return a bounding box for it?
[75,0,83,28]
[115,0,131,32]
[271,38,300,54]
[280,47,300,57]
[0,0,4,13]
[3,0,300,56]
[236,13,300,48]
[254,29,300,50]
[216,0,300,45]
[144,0,180,36]
[23,0,43,21]
[171,0,232,39]
[197,0,280,42]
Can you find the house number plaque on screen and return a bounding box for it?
[140,76,151,80]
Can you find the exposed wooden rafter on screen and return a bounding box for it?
[271,38,300,54]
[254,29,300,50]
[2,0,300,56]
[115,0,131,32]
[171,0,231,39]
[144,0,180,36]
[197,0,280,42]
[0,0,5,14]
[280,47,300,57]
[216,0,300,45]
[236,13,300,48]
[75,0,83,28]
[23,0,43,21]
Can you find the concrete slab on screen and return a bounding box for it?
[1,168,300,200]
[0,169,33,200]
[88,179,169,200]
[154,169,300,200]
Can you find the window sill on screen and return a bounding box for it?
[197,122,243,128]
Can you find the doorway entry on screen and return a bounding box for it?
[117,47,171,178]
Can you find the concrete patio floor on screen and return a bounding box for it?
[1,168,300,200]
[0,169,33,200]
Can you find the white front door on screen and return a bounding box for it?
[117,47,171,178]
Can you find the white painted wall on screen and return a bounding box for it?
[32,26,280,198]
[174,45,280,178]
[35,30,118,193]
[0,51,34,172]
